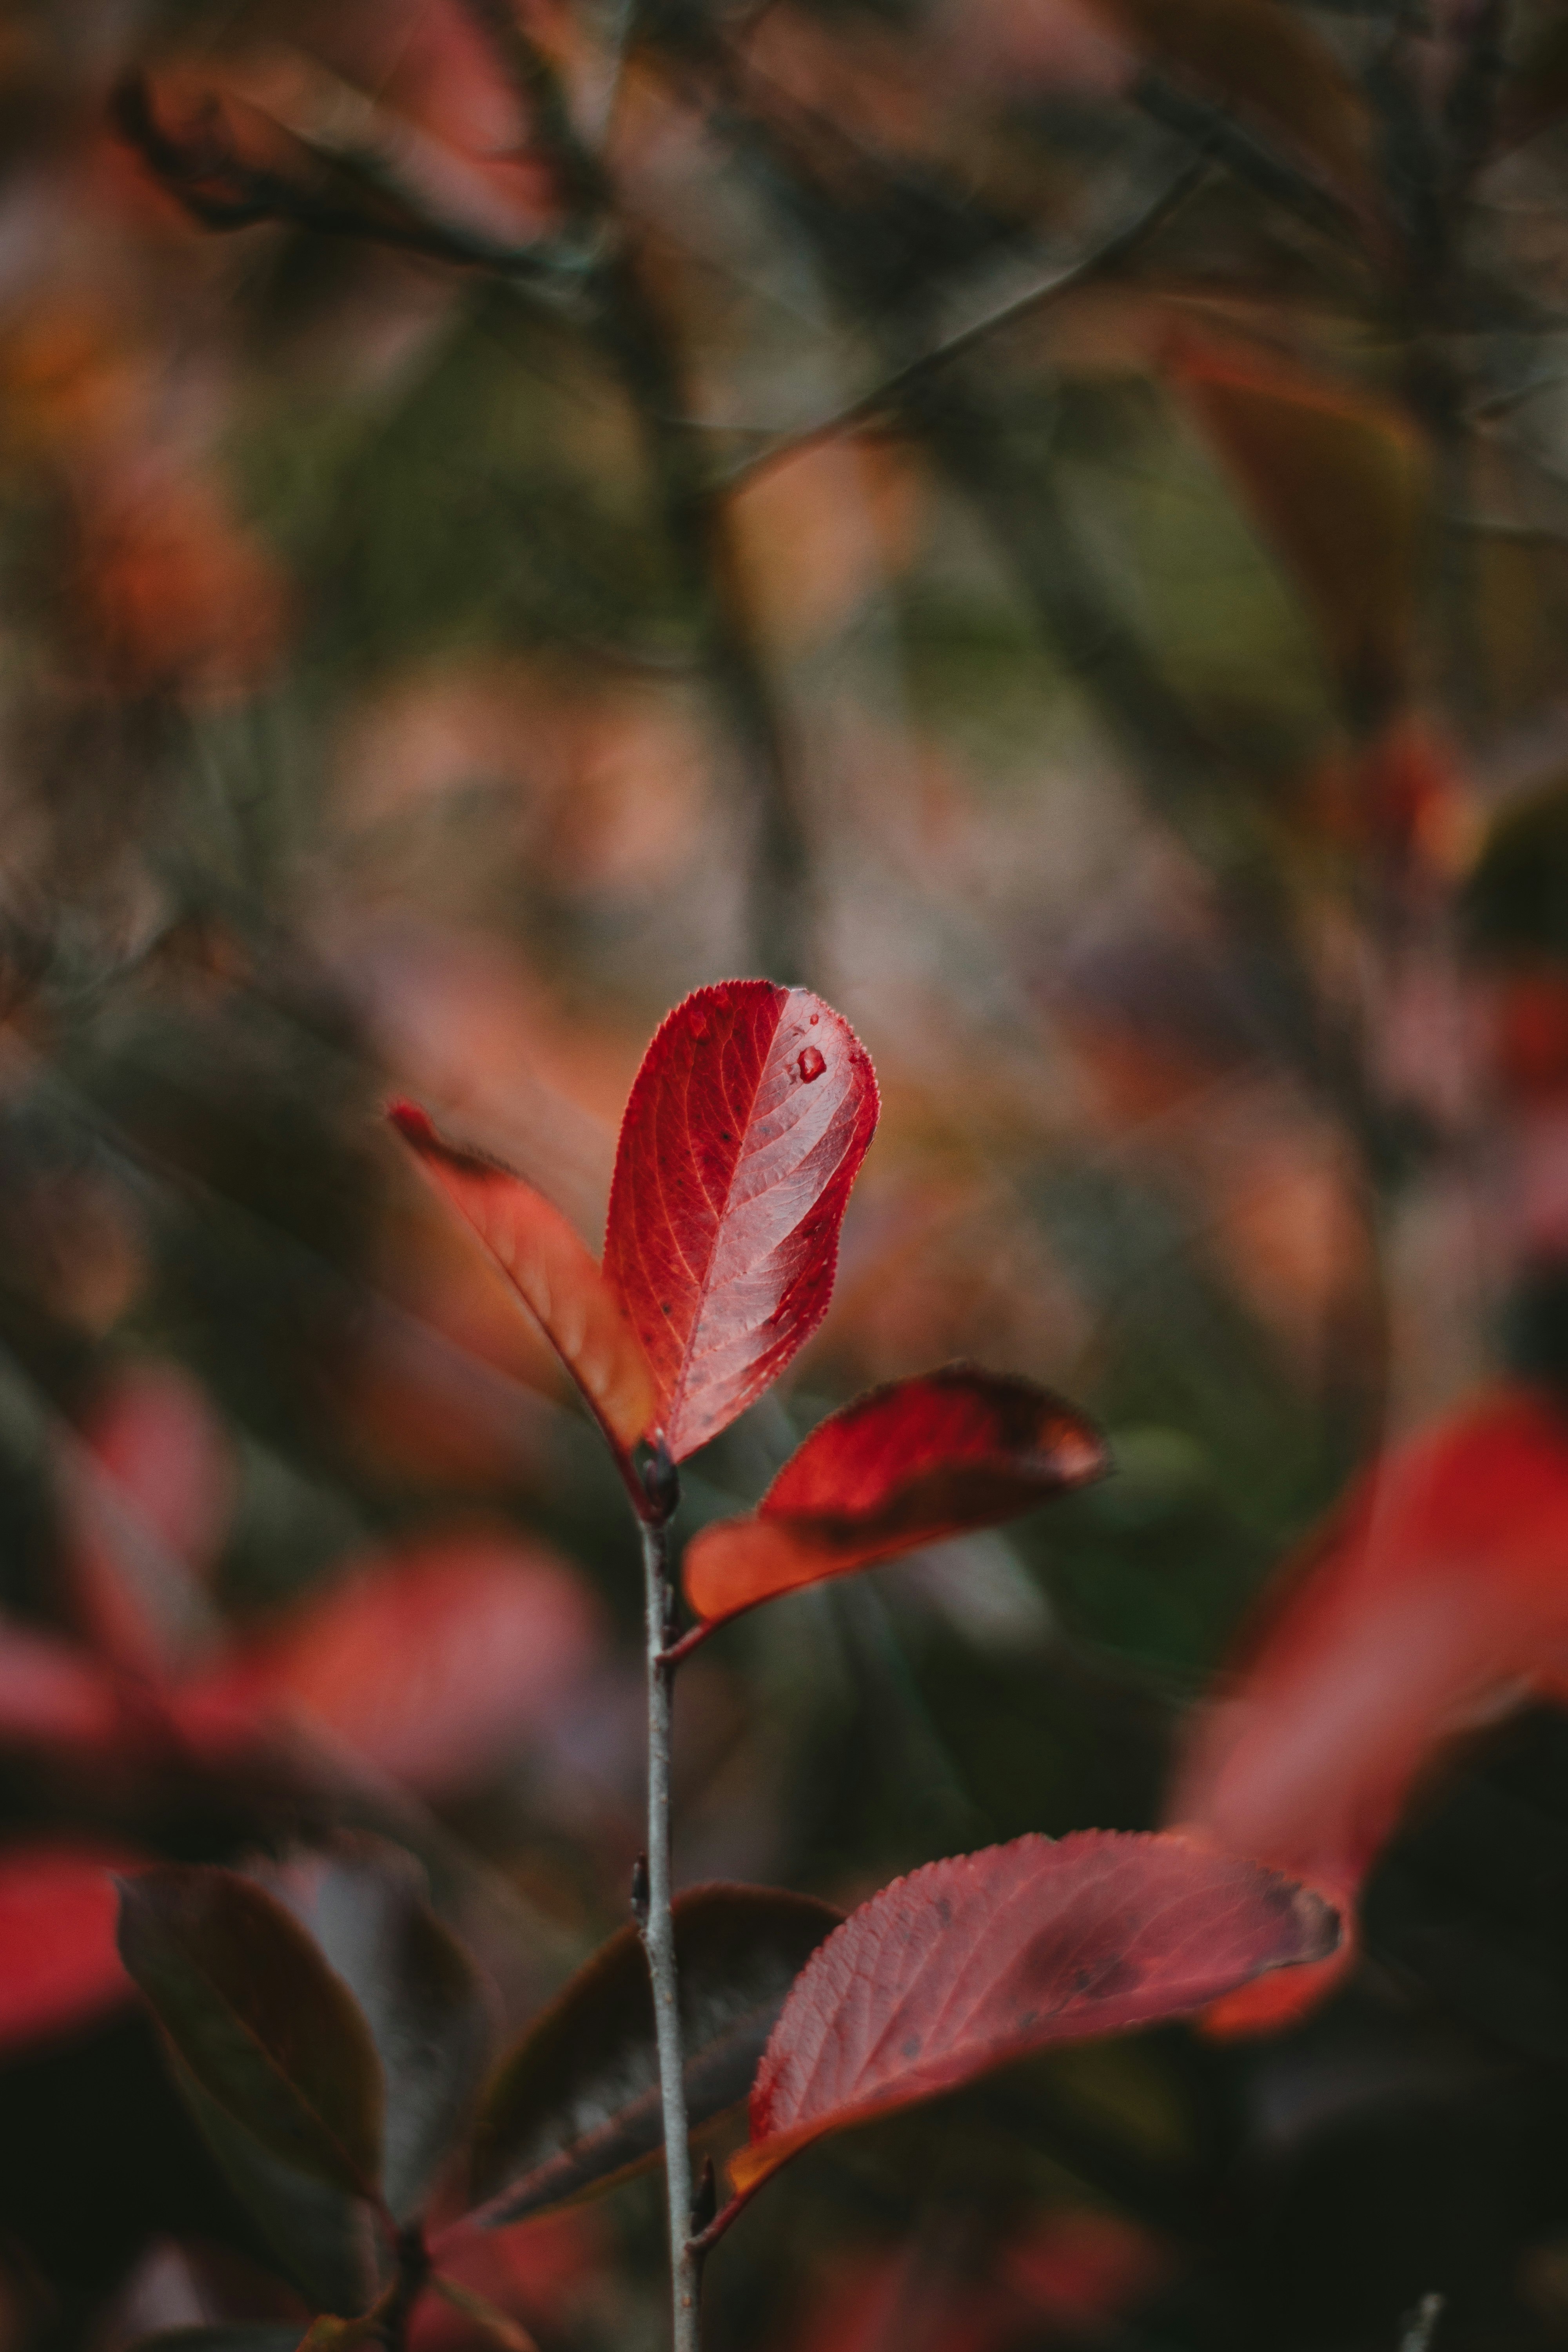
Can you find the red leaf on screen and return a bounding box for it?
[0,1845,138,2052]
[57,1360,232,1679]
[185,1530,605,1795]
[604,982,878,1461]
[390,1100,656,1456]
[731,1831,1335,2194]
[0,1622,122,1752]
[1169,1384,1568,2031]
[778,2210,1173,2352]
[683,1369,1106,1626]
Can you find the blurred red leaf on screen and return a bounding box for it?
[781,2246,1014,2352]
[683,1368,1105,1627]
[73,470,287,696]
[415,2206,606,2352]
[780,2208,1173,2352]
[1491,967,1568,1101]
[0,1622,122,1751]
[1170,1385,1568,2031]
[188,1530,605,1795]
[604,982,878,1462]
[0,1845,137,2052]
[390,1100,656,1457]
[79,1361,233,1568]
[730,1831,1335,2195]
[58,1359,232,1679]
[1005,2205,1174,2328]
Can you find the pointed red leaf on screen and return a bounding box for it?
[0,1845,138,2052]
[603,982,878,1461]
[684,1369,1106,1626]
[731,1831,1336,2195]
[1169,1383,1568,2031]
[390,1102,655,1457]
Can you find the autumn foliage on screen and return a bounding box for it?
[14,1,1568,2347]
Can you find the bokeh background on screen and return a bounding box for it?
[10,3,1568,2347]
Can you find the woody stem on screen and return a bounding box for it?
[638,1508,700,2352]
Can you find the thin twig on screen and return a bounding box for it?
[709,156,1211,493]
[379,2225,433,2352]
[1130,67,1365,250]
[638,1511,701,2352]
[456,0,810,982]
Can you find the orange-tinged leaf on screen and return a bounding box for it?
[390,1101,655,1455]
[74,470,287,696]
[731,1831,1336,2196]
[1165,330,1426,706]
[683,1368,1105,1626]
[604,982,879,1462]
[1170,1384,1568,2029]
[184,1530,604,1795]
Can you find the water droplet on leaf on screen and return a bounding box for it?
[798,1047,826,1083]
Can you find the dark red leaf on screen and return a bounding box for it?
[732,1831,1336,2195]
[389,1102,655,1457]
[467,1884,840,2227]
[604,982,878,1461]
[0,1844,137,2052]
[683,1368,1106,1626]
[166,2053,385,2313]
[290,1837,495,2223]
[117,1866,385,2196]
